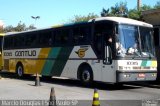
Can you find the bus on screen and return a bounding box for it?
[0,33,4,70]
[2,17,157,85]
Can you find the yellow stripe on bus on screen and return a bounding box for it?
[151,61,157,67]
[36,48,51,74]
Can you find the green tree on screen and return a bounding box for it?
[70,13,99,23]
[3,22,36,33]
[14,21,26,32]
[128,9,141,20]
[4,25,14,32]
[154,1,160,9]
[25,24,36,31]
[128,4,153,20]
[101,8,110,17]
[111,2,128,17]
[101,2,128,17]
[141,4,152,11]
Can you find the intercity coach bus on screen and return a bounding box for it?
[2,17,157,85]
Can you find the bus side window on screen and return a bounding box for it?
[73,26,90,45]
[38,31,53,47]
[55,29,69,46]
[93,31,103,59]
[14,34,25,48]
[94,23,104,59]
[30,34,37,47]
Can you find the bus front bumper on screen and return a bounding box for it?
[116,70,157,82]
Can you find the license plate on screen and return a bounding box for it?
[138,73,145,78]
[137,77,145,80]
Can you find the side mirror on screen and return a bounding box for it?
[104,46,112,65]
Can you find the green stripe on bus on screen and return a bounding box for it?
[50,47,73,76]
[41,48,61,76]
[141,60,147,67]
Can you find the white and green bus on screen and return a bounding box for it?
[3,17,157,85]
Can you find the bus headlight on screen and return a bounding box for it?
[151,67,157,70]
[123,74,130,78]
[152,73,157,77]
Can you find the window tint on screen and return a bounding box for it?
[55,29,70,46]
[73,25,91,45]
[24,33,37,47]
[93,21,114,58]
[4,30,53,49]
[38,31,53,47]
[14,34,25,48]
[4,36,14,49]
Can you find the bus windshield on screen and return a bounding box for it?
[116,24,155,58]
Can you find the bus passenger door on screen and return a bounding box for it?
[102,45,115,83]
[94,21,115,82]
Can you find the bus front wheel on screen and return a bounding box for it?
[16,64,24,77]
[79,66,93,86]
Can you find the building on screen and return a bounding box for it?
[142,8,160,49]
[142,8,160,80]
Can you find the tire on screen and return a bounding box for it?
[16,64,24,77]
[42,75,52,80]
[114,83,123,87]
[79,66,93,86]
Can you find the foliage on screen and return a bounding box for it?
[70,13,99,23]
[1,21,36,33]
[154,1,160,9]
[101,2,128,17]
[110,2,128,17]
[141,4,152,11]
[128,9,141,20]
[100,1,160,20]
[101,8,110,17]
[2,0,160,31]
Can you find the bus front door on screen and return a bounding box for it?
[101,46,115,83]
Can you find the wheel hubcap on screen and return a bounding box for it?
[18,66,23,76]
[82,70,90,82]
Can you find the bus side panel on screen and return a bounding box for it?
[3,48,48,75]
[9,59,16,73]
[40,47,73,76]
[35,48,51,75]
[60,46,102,82]
[4,59,9,71]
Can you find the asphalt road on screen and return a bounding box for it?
[0,72,160,106]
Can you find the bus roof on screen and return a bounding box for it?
[5,27,53,36]
[5,17,153,36]
[89,17,153,27]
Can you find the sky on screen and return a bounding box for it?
[0,0,159,28]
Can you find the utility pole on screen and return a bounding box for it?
[31,16,40,27]
[137,0,141,11]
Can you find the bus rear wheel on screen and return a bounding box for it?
[79,66,93,86]
[16,64,24,77]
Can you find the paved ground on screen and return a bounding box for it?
[0,73,160,106]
